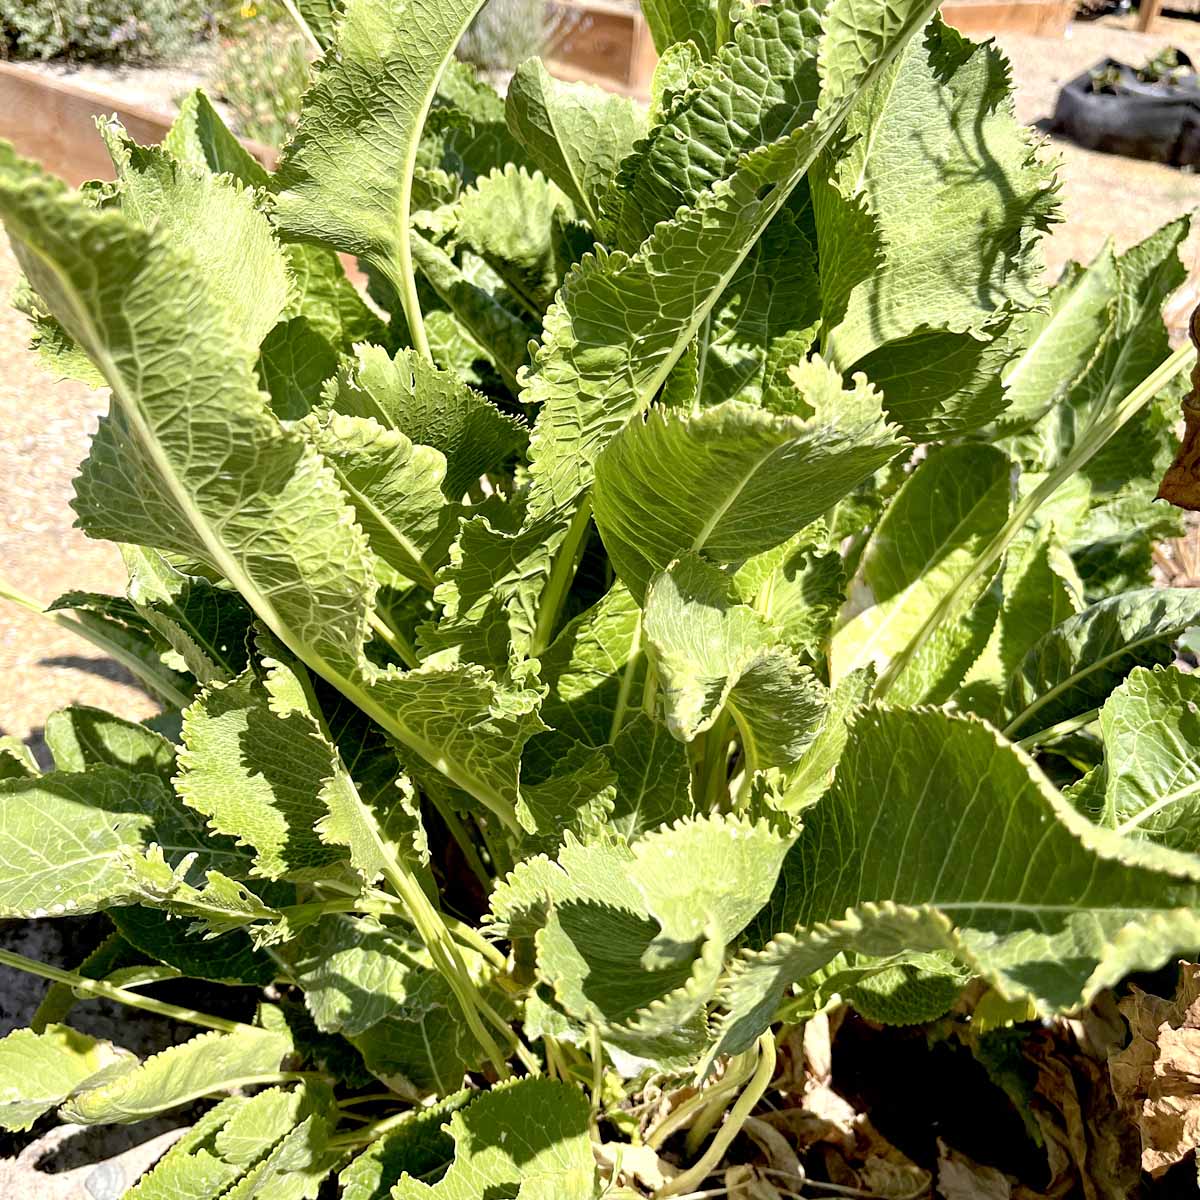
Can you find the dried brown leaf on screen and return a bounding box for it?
[1110,961,1200,1178]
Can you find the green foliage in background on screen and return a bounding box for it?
[0,0,206,62]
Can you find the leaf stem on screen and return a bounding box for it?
[656,1033,777,1198]
[0,947,250,1034]
[531,499,593,657]
[1014,705,1100,748]
[368,610,420,669]
[383,866,512,1079]
[608,615,643,743]
[379,253,432,365]
[429,796,493,893]
[328,1105,415,1149]
[874,342,1196,701]
[278,0,323,56]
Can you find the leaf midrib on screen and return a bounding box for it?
[27,235,515,825]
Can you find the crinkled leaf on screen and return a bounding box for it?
[390,1078,595,1199]
[60,1025,292,1124]
[178,671,350,881]
[645,555,826,767]
[304,412,448,589]
[325,344,526,500]
[505,60,646,229]
[97,117,289,355]
[594,364,903,601]
[712,708,1200,1060]
[820,19,1056,370]
[453,165,576,315]
[0,1024,128,1131]
[604,0,822,252]
[522,0,941,524]
[1003,588,1200,739]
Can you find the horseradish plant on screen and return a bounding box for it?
[1,0,1199,1193]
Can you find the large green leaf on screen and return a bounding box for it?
[1090,667,1200,853]
[832,443,1011,703]
[0,144,544,830]
[593,363,904,600]
[644,555,826,768]
[97,117,290,356]
[338,1092,467,1200]
[605,0,822,252]
[324,344,526,500]
[43,705,174,779]
[60,1025,292,1124]
[819,18,1056,370]
[390,1079,596,1199]
[1003,588,1200,739]
[711,708,1200,1060]
[273,0,489,346]
[0,766,246,917]
[522,0,941,525]
[505,60,646,230]
[996,245,1118,435]
[0,1024,127,1131]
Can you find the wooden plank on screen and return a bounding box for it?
[0,61,275,186]
[940,0,1073,36]
[1137,0,1164,33]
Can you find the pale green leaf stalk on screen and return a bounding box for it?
[274,0,491,360]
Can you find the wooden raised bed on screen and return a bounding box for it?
[544,0,1074,98]
[0,60,274,186]
[0,0,1072,188]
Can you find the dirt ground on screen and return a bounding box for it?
[8,15,1200,749]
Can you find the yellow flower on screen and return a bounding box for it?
[240,3,257,17]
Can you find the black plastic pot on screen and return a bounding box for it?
[1050,54,1200,167]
